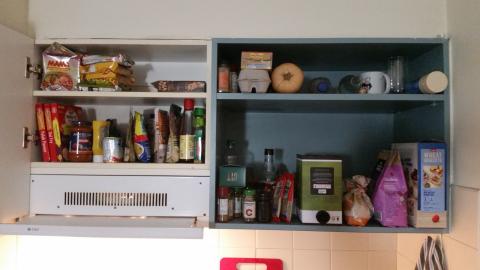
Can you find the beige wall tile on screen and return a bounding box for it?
[396,254,416,270]
[0,235,17,270]
[450,185,479,249]
[293,231,330,250]
[331,251,368,270]
[219,247,256,270]
[444,236,478,270]
[397,233,440,262]
[368,233,397,251]
[331,232,369,251]
[293,250,330,270]
[256,230,293,249]
[367,251,396,270]
[219,229,256,248]
[256,248,292,270]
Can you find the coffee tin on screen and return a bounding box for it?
[103,137,123,163]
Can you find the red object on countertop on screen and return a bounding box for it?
[220,258,282,270]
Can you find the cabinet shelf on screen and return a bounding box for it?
[217,93,445,113]
[31,162,209,176]
[34,90,207,105]
[214,218,447,234]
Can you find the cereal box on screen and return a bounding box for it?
[392,143,447,228]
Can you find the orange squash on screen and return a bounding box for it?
[271,63,304,93]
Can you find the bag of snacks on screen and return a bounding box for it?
[133,112,151,162]
[41,43,80,91]
[372,150,408,227]
[343,175,374,226]
[280,172,295,223]
[166,104,182,163]
[80,54,135,91]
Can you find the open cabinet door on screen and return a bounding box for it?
[0,24,34,224]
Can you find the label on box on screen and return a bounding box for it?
[310,167,334,195]
[419,147,446,212]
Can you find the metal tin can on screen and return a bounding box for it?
[103,137,123,163]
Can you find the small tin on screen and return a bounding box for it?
[103,137,123,163]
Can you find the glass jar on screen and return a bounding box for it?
[257,190,272,223]
[233,187,243,218]
[68,121,93,162]
[243,188,256,223]
[217,61,230,93]
[217,186,230,223]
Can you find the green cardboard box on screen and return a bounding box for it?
[296,155,343,224]
[219,166,246,187]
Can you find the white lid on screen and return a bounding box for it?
[425,71,448,93]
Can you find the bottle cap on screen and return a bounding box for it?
[244,188,256,196]
[184,98,195,110]
[218,186,230,197]
[194,107,205,116]
[264,149,274,155]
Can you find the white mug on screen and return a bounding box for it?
[359,72,391,94]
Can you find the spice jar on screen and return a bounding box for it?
[243,188,256,223]
[257,190,272,223]
[217,187,230,223]
[228,189,234,221]
[218,61,230,93]
[68,121,93,162]
[233,187,243,218]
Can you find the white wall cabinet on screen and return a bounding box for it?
[0,24,212,238]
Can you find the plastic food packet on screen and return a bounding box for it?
[153,109,169,163]
[343,175,374,226]
[369,150,391,196]
[80,61,133,76]
[41,42,80,91]
[166,104,182,163]
[123,111,136,162]
[372,150,408,227]
[82,54,135,67]
[133,112,151,162]
[272,176,286,223]
[280,172,295,223]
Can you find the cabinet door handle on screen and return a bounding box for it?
[22,127,38,148]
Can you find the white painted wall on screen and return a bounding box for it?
[0,0,30,35]
[447,0,480,189]
[29,0,447,39]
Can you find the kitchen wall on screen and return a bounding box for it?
[28,0,446,39]
[397,0,480,269]
[0,230,396,270]
[0,0,30,36]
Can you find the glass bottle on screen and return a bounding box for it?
[257,190,272,223]
[338,75,362,93]
[179,99,195,163]
[243,188,256,223]
[264,149,275,184]
[228,189,234,221]
[225,140,238,166]
[388,56,405,93]
[217,61,230,93]
[233,187,243,218]
[193,106,205,164]
[217,186,230,223]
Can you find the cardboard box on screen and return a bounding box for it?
[241,51,273,70]
[219,166,246,187]
[296,155,343,224]
[392,143,447,228]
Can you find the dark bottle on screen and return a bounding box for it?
[257,190,272,223]
[225,140,238,166]
[193,106,205,164]
[338,75,362,93]
[179,98,195,163]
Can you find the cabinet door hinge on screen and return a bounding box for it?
[25,57,42,79]
[22,127,38,148]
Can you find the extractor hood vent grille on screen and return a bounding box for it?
[64,192,168,207]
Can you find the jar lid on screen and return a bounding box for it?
[218,186,230,197]
[194,107,205,116]
[244,188,256,196]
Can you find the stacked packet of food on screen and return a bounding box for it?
[79,54,135,91]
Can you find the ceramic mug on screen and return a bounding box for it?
[359,72,391,94]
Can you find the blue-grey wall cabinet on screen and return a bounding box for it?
[210,38,450,233]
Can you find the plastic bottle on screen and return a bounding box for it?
[193,105,205,163]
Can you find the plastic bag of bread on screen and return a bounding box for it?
[343,175,374,226]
